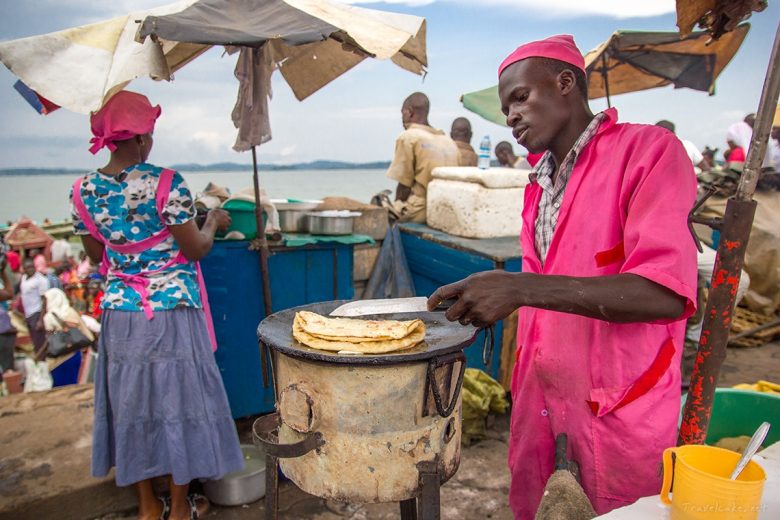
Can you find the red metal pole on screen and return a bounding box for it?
[679,21,780,445]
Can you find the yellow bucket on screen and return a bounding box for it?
[661,445,766,519]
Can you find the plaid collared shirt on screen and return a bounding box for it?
[533,112,606,263]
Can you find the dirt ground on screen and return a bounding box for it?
[95,341,780,520]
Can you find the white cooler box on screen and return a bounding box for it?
[426,166,531,238]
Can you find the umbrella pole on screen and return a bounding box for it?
[601,54,612,108]
[251,145,274,317]
[679,21,780,445]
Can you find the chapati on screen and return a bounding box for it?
[292,311,426,354]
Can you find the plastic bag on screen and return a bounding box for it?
[22,358,53,392]
[362,225,416,299]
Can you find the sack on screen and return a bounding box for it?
[46,313,93,358]
[22,358,53,392]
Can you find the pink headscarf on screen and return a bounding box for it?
[498,34,585,78]
[89,91,161,154]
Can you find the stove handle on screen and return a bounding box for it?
[426,352,467,418]
[481,324,495,368]
[252,412,325,459]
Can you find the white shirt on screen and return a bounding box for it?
[680,139,703,166]
[20,272,49,317]
[51,239,72,263]
[769,139,780,170]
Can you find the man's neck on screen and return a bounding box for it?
[550,107,595,167]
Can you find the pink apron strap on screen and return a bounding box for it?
[195,261,218,352]
[155,168,218,352]
[72,177,107,245]
[72,177,110,275]
[156,168,176,218]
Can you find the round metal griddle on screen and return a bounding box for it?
[257,300,477,365]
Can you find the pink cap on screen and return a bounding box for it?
[89,91,161,155]
[498,34,585,78]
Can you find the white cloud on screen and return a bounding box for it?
[345,0,676,19]
[341,106,400,120]
[716,109,748,123]
[341,0,436,5]
[279,145,297,157]
[189,131,228,155]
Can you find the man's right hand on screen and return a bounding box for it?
[206,209,232,233]
[428,270,524,328]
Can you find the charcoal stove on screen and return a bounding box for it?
[253,300,478,520]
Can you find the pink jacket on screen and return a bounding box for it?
[508,108,698,517]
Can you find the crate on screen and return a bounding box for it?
[729,305,780,348]
[316,197,389,240]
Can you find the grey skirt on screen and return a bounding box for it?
[92,308,244,486]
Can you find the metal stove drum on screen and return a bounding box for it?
[254,300,478,519]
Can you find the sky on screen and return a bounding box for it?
[0,0,778,170]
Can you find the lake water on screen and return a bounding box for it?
[0,169,391,225]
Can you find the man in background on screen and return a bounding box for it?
[20,257,49,355]
[495,141,532,169]
[655,120,705,170]
[450,117,478,166]
[51,233,73,266]
[386,92,459,223]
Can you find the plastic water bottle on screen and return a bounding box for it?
[478,135,491,169]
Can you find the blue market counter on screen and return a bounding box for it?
[398,223,523,386]
[200,240,354,418]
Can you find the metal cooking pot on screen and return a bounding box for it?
[306,211,361,235]
[278,209,311,233]
[202,444,266,506]
[273,200,321,233]
[254,301,477,504]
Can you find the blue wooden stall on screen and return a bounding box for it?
[398,223,522,382]
[200,240,354,418]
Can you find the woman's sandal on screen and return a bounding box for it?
[158,496,171,520]
[185,493,210,520]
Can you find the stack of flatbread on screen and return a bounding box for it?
[293,311,426,354]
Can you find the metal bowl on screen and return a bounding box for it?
[306,211,361,235]
[202,444,266,506]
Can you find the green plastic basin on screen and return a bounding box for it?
[221,200,265,240]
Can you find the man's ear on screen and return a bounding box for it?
[558,69,576,96]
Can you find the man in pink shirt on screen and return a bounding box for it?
[429,35,697,518]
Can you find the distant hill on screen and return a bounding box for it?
[0,167,86,176]
[0,160,390,176]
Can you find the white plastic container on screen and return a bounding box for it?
[426,166,531,238]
